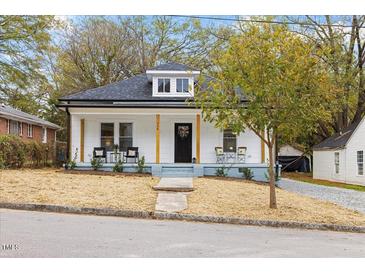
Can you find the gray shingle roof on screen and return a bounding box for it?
[59,62,247,103]
[0,104,61,129]
[313,119,362,150]
[147,62,199,71]
[61,73,184,101]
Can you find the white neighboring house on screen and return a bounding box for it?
[278,144,311,172]
[313,117,365,186]
[57,62,270,179]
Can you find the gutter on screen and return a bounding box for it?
[0,112,61,130]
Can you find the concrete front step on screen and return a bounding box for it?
[153,177,194,192]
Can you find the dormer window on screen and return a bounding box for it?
[158,78,170,93]
[176,78,189,93]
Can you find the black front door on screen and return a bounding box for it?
[174,123,192,163]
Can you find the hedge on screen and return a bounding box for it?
[0,135,55,168]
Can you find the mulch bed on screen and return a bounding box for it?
[59,169,152,177]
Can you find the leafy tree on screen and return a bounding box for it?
[0,16,56,114]
[195,23,331,208]
[290,16,365,144]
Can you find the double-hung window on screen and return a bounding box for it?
[357,151,364,176]
[223,129,237,152]
[119,123,133,152]
[158,78,170,93]
[176,78,189,93]
[8,120,19,135]
[27,124,33,137]
[101,123,114,151]
[334,152,340,174]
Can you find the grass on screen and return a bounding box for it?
[282,172,365,192]
[184,177,365,226]
[0,168,159,211]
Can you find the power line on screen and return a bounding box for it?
[169,15,365,29]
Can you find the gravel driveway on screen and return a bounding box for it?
[278,178,365,214]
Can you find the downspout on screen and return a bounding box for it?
[66,106,71,162]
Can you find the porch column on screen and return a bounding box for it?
[196,114,201,164]
[66,108,71,161]
[155,114,160,164]
[80,118,85,162]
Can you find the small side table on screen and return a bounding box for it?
[110,152,122,163]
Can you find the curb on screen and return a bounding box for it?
[1,202,364,233]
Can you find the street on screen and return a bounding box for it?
[0,209,364,257]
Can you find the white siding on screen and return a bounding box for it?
[345,118,365,185]
[313,149,346,183]
[69,108,265,164]
[313,118,365,185]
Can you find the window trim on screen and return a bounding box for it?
[357,150,364,176]
[334,152,340,174]
[8,119,20,136]
[18,122,23,136]
[27,124,33,138]
[157,78,171,93]
[42,127,47,143]
[223,129,237,153]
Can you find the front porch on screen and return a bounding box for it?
[68,107,271,180]
[74,162,272,181]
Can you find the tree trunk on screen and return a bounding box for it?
[268,144,277,209]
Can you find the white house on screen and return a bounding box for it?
[57,62,270,179]
[313,117,365,186]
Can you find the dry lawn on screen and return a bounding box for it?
[0,169,159,211]
[184,177,365,226]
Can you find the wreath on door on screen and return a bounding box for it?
[178,126,190,138]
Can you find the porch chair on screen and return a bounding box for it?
[215,146,225,163]
[237,146,247,163]
[124,147,139,163]
[93,147,107,163]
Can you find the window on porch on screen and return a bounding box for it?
[223,129,237,152]
[101,123,114,151]
[119,123,133,152]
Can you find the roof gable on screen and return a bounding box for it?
[313,118,363,150]
[0,104,61,129]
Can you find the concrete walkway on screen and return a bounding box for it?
[155,192,188,212]
[278,178,365,214]
[153,177,193,213]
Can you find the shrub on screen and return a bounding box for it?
[0,135,55,168]
[215,166,228,177]
[67,148,78,170]
[112,160,123,172]
[242,167,254,180]
[91,155,103,171]
[0,135,27,168]
[137,156,145,173]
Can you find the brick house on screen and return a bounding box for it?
[0,104,61,145]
